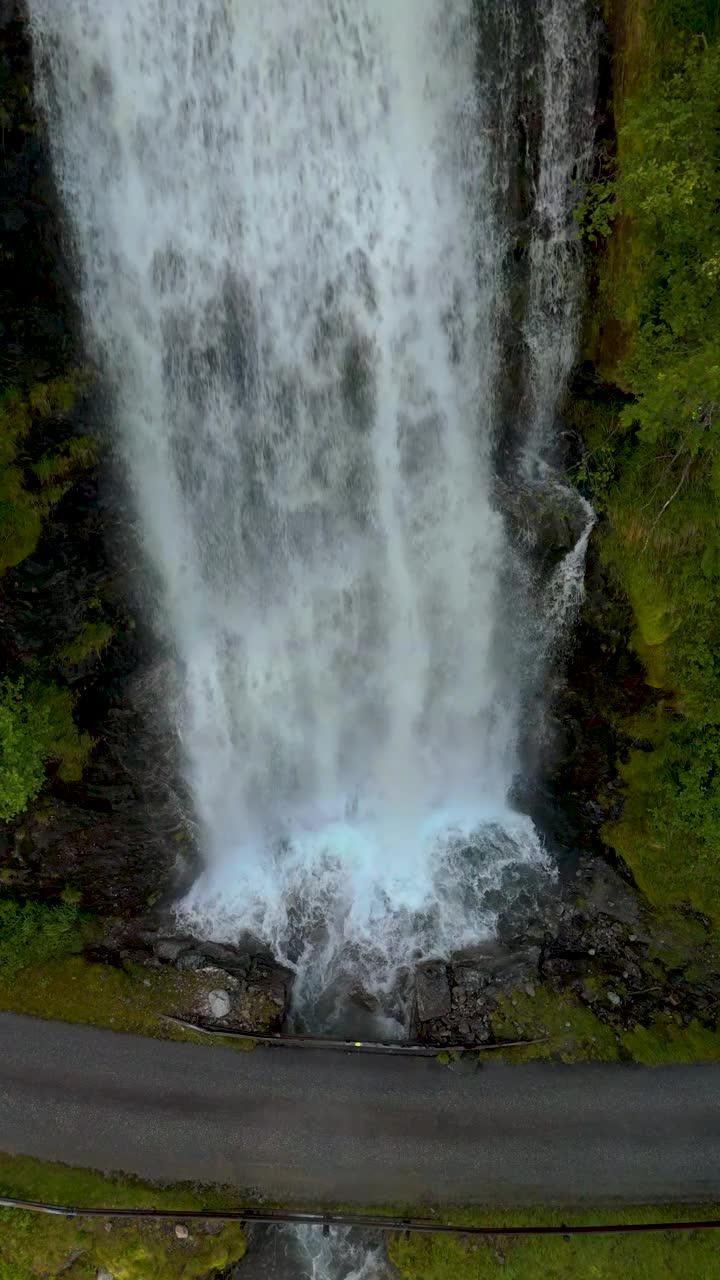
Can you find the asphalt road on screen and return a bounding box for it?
[1,1012,719,1206]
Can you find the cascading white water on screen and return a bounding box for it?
[29,0,597,1020]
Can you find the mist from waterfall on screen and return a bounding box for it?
[29,0,597,1022]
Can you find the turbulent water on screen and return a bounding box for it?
[29,0,597,1022]
[237,1226,394,1280]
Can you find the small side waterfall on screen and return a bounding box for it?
[28,0,597,1024]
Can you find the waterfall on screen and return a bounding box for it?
[28,0,597,1021]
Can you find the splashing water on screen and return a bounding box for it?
[29,0,597,1018]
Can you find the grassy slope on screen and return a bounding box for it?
[0,1154,247,1280]
[0,952,249,1047]
[0,896,256,1048]
[573,0,720,920]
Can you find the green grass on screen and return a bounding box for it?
[0,951,254,1049]
[490,988,620,1063]
[0,1153,247,1280]
[623,1017,720,1065]
[388,1205,720,1279]
[490,982,720,1067]
[0,898,84,979]
[0,893,258,1052]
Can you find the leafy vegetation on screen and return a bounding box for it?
[0,677,92,820]
[574,7,720,918]
[648,0,719,40]
[0,1153,246,1280]
[0,897,84,978]
[0,377,86,576]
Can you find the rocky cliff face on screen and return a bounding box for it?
[0,3,194,914]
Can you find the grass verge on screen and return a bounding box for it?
[388,1205,720,1279]
[0,1153,247,1280]
[0,953,255,1050]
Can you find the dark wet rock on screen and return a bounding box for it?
[188,952,293,1033]
[176,951,209,972]
[234,930,275,960]
[198,940,248,965]
[95,919,294,1033]
[497,476,590,569]
[0,10,197,918]
[415,961,451,1023]
[452,941,541,989]
[154,937,194,963]
[572,855,642,928]
[349,982,381,1015]
[0,685,193,914]
[414,941,544,1044]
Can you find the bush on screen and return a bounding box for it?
[650,0,720,40]
[0,677,92,821]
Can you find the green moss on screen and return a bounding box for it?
[0,397,44,573]
[56,616,115,667]
[649,0,720,40]
[0,1154,246,1280]
[623,1017,720,1065]
[490,988,620,1063]
[33,435,98,484]
[0,373,87,576]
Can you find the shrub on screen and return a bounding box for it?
[0,677,92,821]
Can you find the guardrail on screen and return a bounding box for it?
[162,1015,548,1055]
[2,1198,720,1236]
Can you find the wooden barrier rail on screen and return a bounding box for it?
[2,1197,720,1237]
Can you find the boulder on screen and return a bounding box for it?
[415,961,451,1023]
[154,937,193,963]
[450,942,540,995]
[176,950,208,972]
[197,940,252,972]
[207,989,231,1019]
